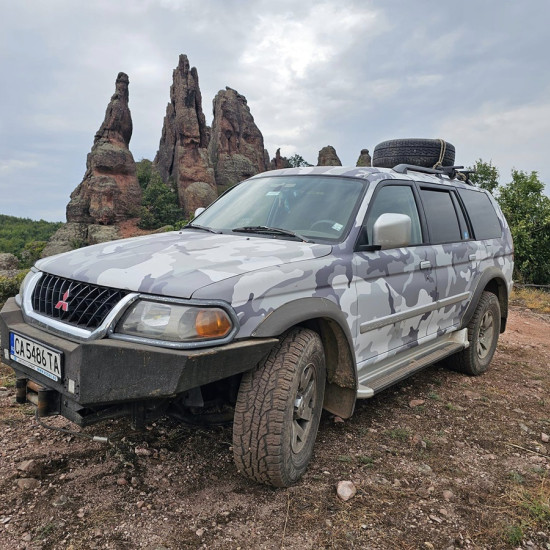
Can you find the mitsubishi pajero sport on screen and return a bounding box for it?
[1,139,514,487]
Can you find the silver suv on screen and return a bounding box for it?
[1,157,513,487]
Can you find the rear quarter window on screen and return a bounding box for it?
[458,189,502,240]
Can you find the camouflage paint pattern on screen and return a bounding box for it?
[25,166,513,373]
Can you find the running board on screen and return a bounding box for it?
[356,329,468,399]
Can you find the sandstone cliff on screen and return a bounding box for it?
[356,149,372,167]
[317,145,342,167]
[270,148,291,170]
[66,72,141,225]
[208,87,267,188]
[154,55,215,214]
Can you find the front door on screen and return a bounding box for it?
[353,182,438,372]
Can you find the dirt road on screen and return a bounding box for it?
[1,307,549,549]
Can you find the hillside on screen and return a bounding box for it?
[0,214,63,259]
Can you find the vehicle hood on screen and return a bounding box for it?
[35,231,332,299]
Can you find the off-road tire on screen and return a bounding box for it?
[447,291,501,375]
[233,328,326,487]
[372,138,456,169]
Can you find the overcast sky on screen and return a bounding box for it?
[1,0,549,221]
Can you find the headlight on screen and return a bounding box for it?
[115,300,235,343]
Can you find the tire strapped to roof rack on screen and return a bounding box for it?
[372,138,456,169]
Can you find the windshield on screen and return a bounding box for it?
[192,175,366,242]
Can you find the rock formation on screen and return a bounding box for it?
[356,149,372,167]
[183,182,218,218]
[66,72,141,225]
[270,148,291,170]
[155,54,215,213]
[317,146,342,167]
[208,87,267,188]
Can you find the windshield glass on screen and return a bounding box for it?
[192,175,366,242]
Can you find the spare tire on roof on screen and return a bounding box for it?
[372,138,455,169]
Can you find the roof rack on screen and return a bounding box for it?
[392,164,475,185]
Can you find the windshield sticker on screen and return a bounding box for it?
[332,223,343,231]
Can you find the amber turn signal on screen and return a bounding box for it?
[195,309,232,338]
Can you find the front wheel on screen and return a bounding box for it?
[233,328,326,487]
[447,291,501,375]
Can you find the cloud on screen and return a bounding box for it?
[438,99,550,185]
[1,0,549,221]
[0,158,39,175]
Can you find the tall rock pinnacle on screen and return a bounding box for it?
[208,87,267,188]
[66,72,141,225]
[317,145,342,167]
[155,54,215,210]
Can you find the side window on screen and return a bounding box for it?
[458,189,502,240]
[419,189,462,244]
[365,185,423,245]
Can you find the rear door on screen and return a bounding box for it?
[416,184,477,331]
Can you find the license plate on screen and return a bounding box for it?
[9,332,63,382]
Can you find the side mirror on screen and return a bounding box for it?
[194,207,206,218]
[373,213,411,250]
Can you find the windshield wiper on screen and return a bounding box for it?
[232,226,312,243]
[181,223,221,234]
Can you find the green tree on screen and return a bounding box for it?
[470,159,500,194]
[136,158,154,190]
[138,171,185,230]
[497,170,550,284]
[288,154,313,168]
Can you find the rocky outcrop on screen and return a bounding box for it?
[183,182,218,218]
[66,73,141,225]
[356,149,372,167]
[155,55,215,213]
[270,148,291,170]
[317,146,342,167]
[41,223,122,258]
[0,253,19,271]
[209,87,267,188]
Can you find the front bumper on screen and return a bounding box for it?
[0,298,277,425]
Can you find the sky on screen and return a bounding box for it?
[1,0,549,222]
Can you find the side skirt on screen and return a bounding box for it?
[356,329,468,398]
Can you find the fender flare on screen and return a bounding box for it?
[460,267,509,332]
[252,297,358,418]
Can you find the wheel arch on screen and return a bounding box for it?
[251,298,357,418]
[461,268,509,333]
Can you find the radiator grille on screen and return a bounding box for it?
[31,274,129,330]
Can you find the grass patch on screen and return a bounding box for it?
[386,428,410,441]
[357,455,375,466]
[506,480,550,538]
[511,287,550,314]
[504,523,524,545]
[0,364,16,388]
[508,471,525,484]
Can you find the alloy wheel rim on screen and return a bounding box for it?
[292,363,316,454]
[477,310,495,359]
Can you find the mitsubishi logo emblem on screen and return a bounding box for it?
[55,290,70,312]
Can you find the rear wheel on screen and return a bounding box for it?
[233,328,326,487]
[447,291,501,375]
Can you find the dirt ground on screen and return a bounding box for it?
[0,306,549,550]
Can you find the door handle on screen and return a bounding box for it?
[469,254,476,262]
[420,261,432,270]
